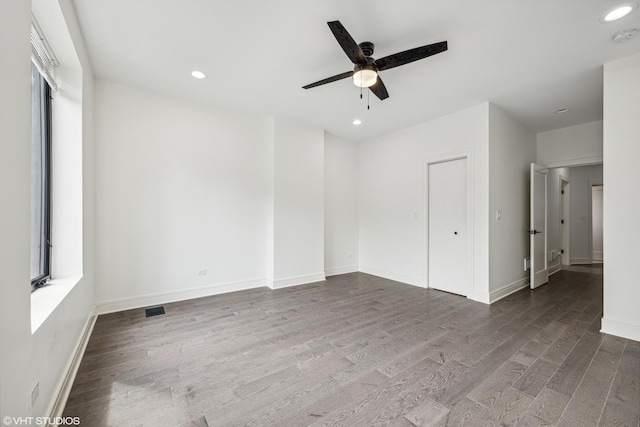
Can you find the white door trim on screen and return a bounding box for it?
[560,175,570,266]
[424,150,474,298]
[588,180,603,264]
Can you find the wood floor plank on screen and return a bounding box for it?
[539,319,589,364]
[442,398,493,427]
[546,331,604,396]
[403,398,450,427]
[306,358,445,427]
[513,358,559,398]
[515,412,553,427]
[454,329,511,367]
[598,340,640,427]
[511,320,568,366]
[467,359,528,407]
[433,325,541,407]
[353,362,466,426]
[204,357,357,425]
[272,370,389,426]
[527,387,571,424]
[377,339,446,378]
[556,335,626,427]
[61,269,634,427]
[486,387,534,426]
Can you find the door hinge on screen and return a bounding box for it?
[561,249,565,254]
[561,219,564,224]
[562,190,565,194]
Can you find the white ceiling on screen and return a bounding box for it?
[71,0,640,141]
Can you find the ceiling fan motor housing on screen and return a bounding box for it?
[359,41,375,57]
[354,57,378,73]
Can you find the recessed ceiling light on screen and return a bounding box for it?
[352,119,362,125]
[612,28,638,43]
[191,70,206,79]
[601,3,637,22]
[555,108,569,114]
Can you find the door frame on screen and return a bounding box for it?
[560,175,570,266]
[588,180,603,263]
[424,150,474,297]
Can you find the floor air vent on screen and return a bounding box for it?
[145,306,165,317]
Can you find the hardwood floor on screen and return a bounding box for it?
[63,270,639,426]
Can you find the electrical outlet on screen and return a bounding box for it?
[31,382,39,408]
[196,268,207,276]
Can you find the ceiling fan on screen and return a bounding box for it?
[302,21,448,101]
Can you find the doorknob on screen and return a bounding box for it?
[528,230,542,235]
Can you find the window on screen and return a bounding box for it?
[30,61,52,290]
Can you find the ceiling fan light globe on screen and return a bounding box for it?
[353,69,378,88]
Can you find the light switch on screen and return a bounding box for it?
[496,210,502,220]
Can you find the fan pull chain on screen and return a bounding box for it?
[360,84,363,99]
[367,88,370,110]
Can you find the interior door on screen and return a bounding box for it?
[530,163,548,289]
[428,158,468,296]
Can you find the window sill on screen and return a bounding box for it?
[31,275,82,334]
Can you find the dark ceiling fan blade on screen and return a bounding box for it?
[376,41,448,71]
[302,71,354,89]
[369,77,389,100]
[327,21,367,64]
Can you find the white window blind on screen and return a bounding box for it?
[31,17,58,91]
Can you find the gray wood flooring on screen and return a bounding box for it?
[63,269,639,426]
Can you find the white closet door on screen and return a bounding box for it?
[428,158,468,296]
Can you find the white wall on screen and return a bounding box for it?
[0,0,95,419]
[537,120,603,167]
[324,133,359,276]
[269,117,325,288]
[592,186,603,262]
[0,1,32,418]
[602,52,640,341]
[568,165,602,264]
[488,105,537,299]
[359,103,490,301]
[95,80,271,310]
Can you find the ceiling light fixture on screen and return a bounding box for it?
[612,28,638,42]
[191,70,206,79]
[601,3,637,22]
[352,119,362,125]
[555,108,569,114]
[353,64,378,88]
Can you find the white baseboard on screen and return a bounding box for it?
[470,292,491,305]
[488,277,530,304]
[46,305,98,421]
[97,278,266,314]
[359,265,425,288]
[549,263,562,275]
[571,257,592,265]
[601,317,640,342]
[325,265,359,277]
[592,251,603,262]
[270,272,326,290]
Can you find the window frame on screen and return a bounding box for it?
[31,63,53,291]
